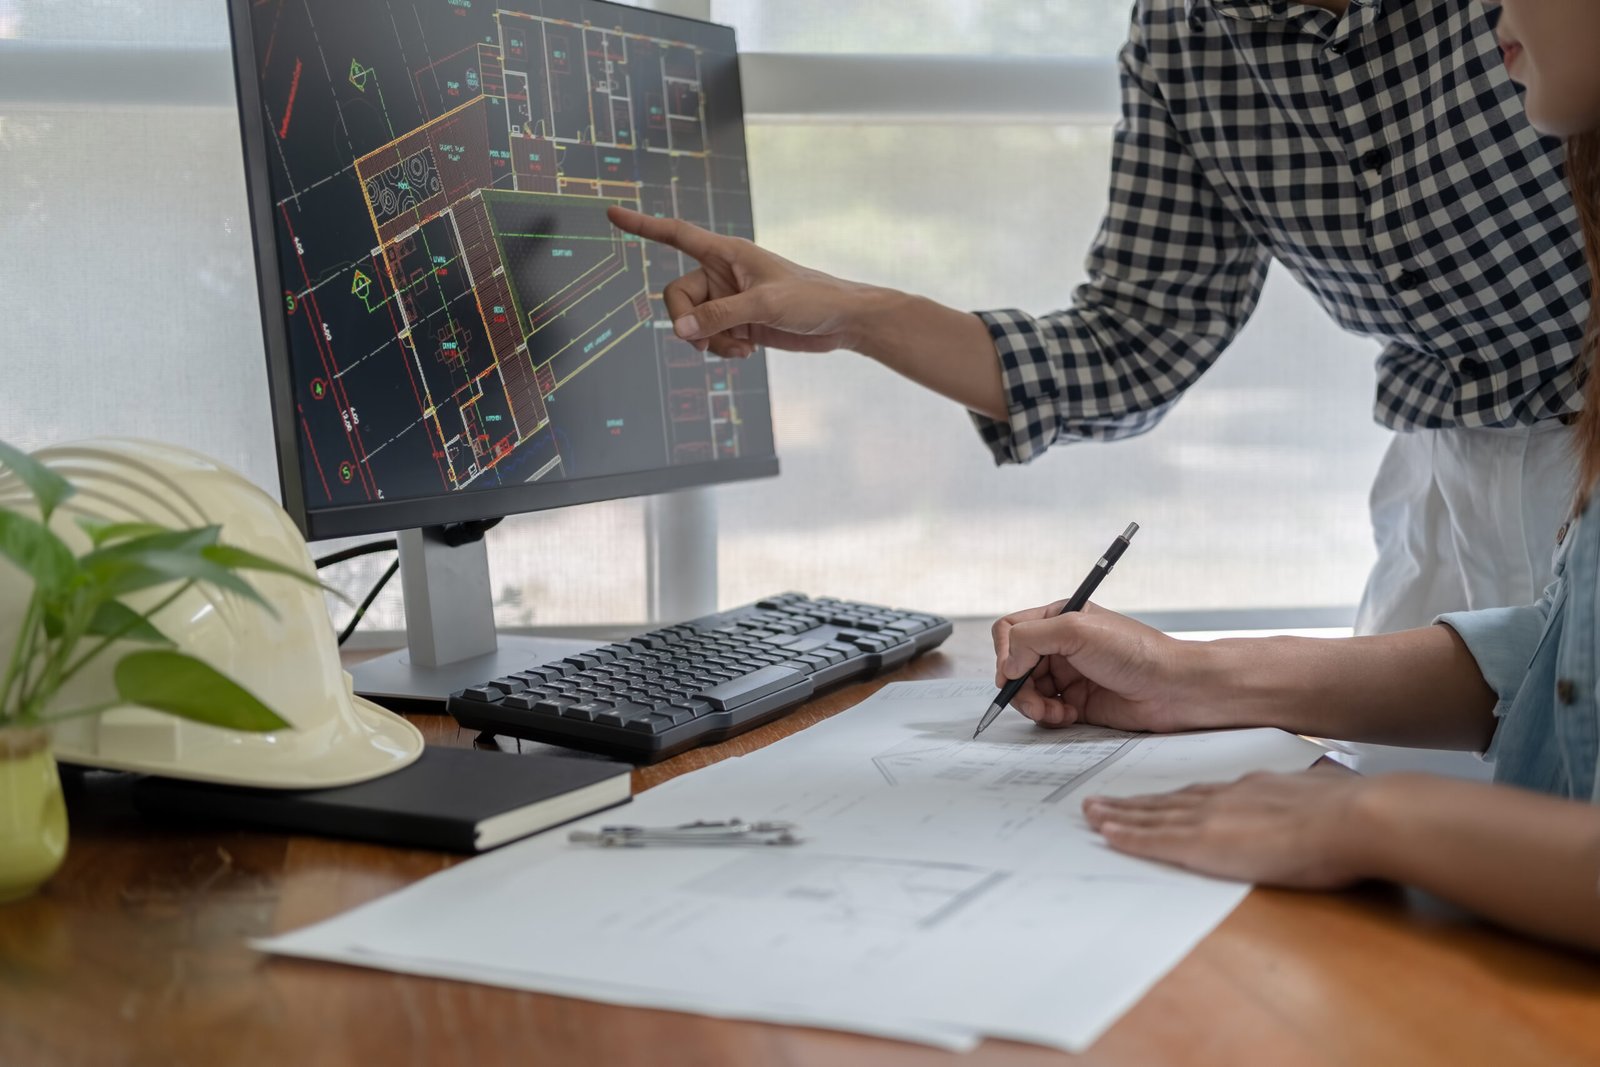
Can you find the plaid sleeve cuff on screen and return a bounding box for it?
[968,309,1066,466]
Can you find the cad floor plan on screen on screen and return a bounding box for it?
[252,0,773,507]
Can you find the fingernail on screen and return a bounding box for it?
[675,315,700,338]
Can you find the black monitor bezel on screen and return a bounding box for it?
[226,0,779,543]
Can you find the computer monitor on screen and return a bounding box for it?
[227,0,778,706]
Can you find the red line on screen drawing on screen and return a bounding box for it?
[298,408,333,500]
[279,58,303,139]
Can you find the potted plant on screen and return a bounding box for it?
[0,440,313,902]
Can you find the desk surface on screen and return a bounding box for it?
[5,622,1600,1067]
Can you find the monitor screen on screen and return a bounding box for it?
[230,0,778,541]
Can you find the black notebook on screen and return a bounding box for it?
[133,746,632,852]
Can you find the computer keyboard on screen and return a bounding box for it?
[447,593,952,762]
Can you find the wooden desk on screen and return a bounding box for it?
[5,621,1600,1066]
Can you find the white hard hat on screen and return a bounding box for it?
[0,439,423,788]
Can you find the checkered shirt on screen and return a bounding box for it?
[972,0,1590,464]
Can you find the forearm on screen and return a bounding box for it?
[1192,626,1497,750]
[1352,774,1600,952]
[848,287,1008,421]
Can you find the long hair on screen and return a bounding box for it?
[1570,131,1600,513]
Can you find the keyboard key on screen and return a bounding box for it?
[626,714,673,734]
[694,665,807,711]
[460,685,503,702]
[501,693,539,711]
[565,701,613,720]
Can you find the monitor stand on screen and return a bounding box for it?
[347,523,591,713]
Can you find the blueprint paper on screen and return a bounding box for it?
[260,679,1325,1052]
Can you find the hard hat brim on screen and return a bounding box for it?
[55,696,425,789]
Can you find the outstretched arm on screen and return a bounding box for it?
[606,207,1009,420]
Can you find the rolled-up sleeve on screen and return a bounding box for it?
[1437,598,1553,757]
[969,6,1270,465]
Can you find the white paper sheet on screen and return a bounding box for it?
[260,679,1326,1052]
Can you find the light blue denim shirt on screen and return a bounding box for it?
[1439,508,1598,801]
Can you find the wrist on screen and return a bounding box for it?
[1177,637,1264,730]
[1332,773,1415,882]
[844,285,919,358]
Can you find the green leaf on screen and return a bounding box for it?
[198,544,318,585]
[90,550,275,616]
[0,510,78,596]
[197,543,352,606]
[85,600,174,645]
[113,649,290,732]
[74,518,171,548]
[0,440,73,520]
[80,525,221,568]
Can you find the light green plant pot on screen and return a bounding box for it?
[0,727,68,903]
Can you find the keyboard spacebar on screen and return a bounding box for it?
[694,666,809,711]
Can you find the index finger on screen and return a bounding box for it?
[991,598,1069,673]
[608,205,723,260]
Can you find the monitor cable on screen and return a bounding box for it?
[315,539,400,646]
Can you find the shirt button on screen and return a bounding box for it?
[1328,39,1350,55]
[1458,357,1486,380]
[1557,678,1577,705]
[1557,522,1570,545]
[1396,268,1425,290]
[1360,147,1390,172]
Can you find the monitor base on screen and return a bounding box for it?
[349,634,595,715]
